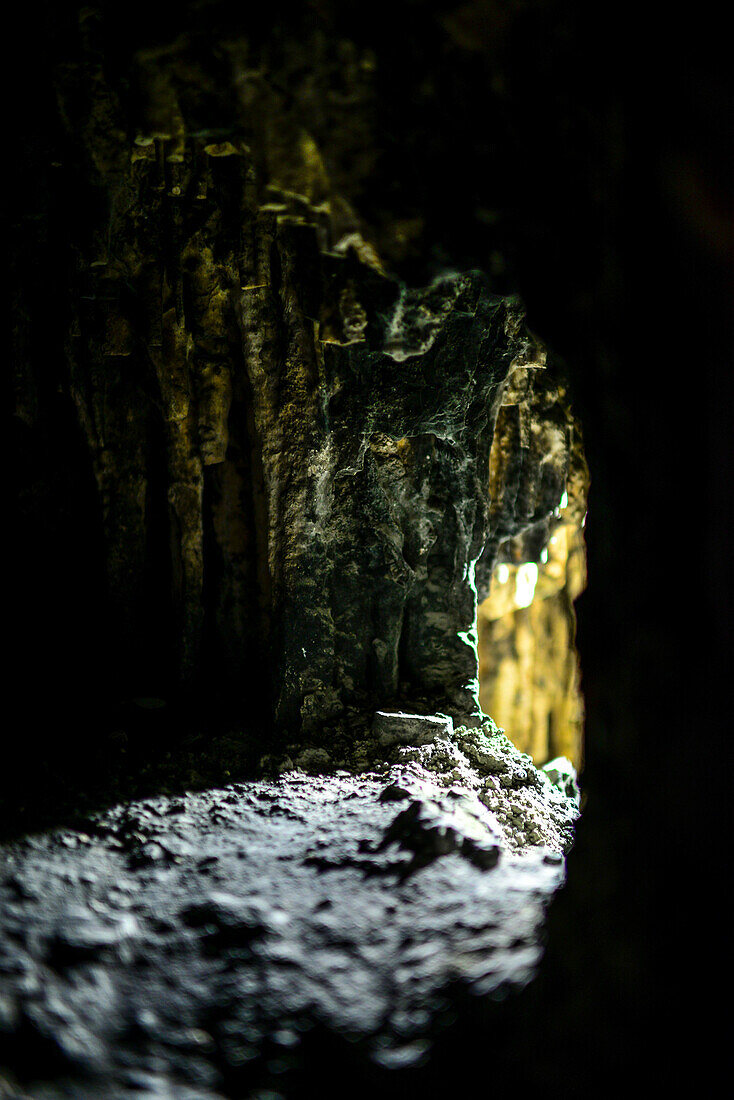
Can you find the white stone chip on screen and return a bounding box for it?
[372,711,453,747]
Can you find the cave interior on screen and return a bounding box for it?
[5,1,733,1096]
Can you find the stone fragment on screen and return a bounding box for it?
[372,711,453,747]
[378,782,412,802]
[378,794,501,874]
[542,756,581,806]
[47,911,137,967]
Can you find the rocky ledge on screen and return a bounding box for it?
[0,721,578,1098]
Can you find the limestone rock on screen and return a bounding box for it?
[10,6,589,772]
[372,711,453,747]
[477,376,589,766]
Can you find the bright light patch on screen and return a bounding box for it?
[560,490,568,510]
[497,563,509,585]
[515,562,538,609]
[540,548,548,564]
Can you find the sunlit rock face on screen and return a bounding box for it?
[478,518,587,767]
[477,360,589,767]
[245,263,538,736]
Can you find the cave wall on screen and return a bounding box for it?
[12,4,578,741]
[8,0,732,1094]
[478,519,586,767]
[478,361,589,766]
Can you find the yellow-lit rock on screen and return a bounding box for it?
[478,508,587,770]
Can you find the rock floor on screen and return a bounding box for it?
[0,767,571,1099]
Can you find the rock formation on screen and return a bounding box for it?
[11,1,726,1095]
[478,358,589,765]
[12,6,587,750]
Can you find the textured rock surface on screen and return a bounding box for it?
[9,1,731,1094]
[245,265,535,733]
[0,738,577,1098]
[9,4,585,750]
[372,711,453,746]
[478,405,589,765]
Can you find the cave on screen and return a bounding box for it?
[4,2,731,1097]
